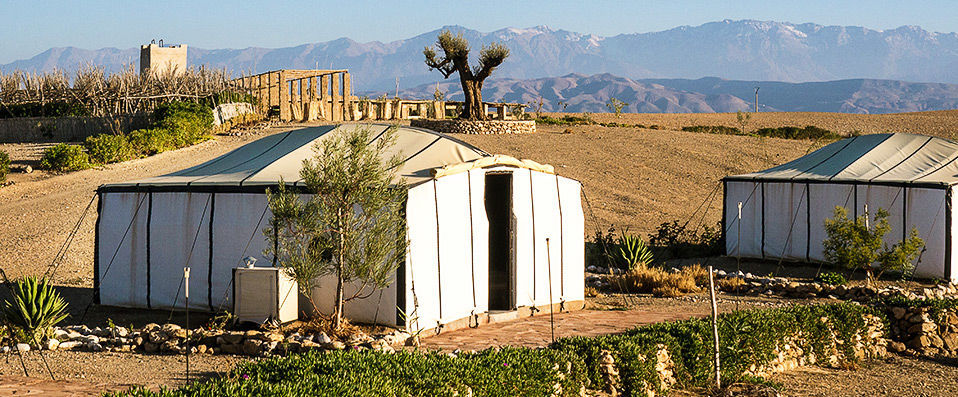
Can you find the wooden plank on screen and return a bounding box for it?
[331,73,342,121]
[343,73,352,121]
[320,74,330,120]
[279,71,290,121]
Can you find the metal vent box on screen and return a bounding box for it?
[232,267,298,324]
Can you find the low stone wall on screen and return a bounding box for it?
[0,115,151,143]
[411,119,536,134]
[886,305,958,356]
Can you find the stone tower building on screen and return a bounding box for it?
[139,40,187,76]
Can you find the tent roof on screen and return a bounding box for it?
[101,124,489,190]
[725,133,958,187]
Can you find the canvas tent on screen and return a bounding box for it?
[724,133,958,281]
[95,124,584,332]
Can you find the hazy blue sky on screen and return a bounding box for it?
[2,0,955,63]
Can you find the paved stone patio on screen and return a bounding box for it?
[0,375,110,396]
[419,308,708,351]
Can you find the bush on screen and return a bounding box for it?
[0,150,9,183]
[616,265,700,297]
[154,101,214,147]
[823,206,924,283]
[536,115,595,126]
[84,134,136,164]
[617,232,654,270]
[649,220,723,259]
[552,303,879,394]
[681,125,741,134]
[1,277,68,345]
[816,271,848,286]
[754,125,840,140]
[128,128,175,155]
[39,143,91,172]
[0,101,87,119]
[109,347,587,396]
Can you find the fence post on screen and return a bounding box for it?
[708,265,721,390]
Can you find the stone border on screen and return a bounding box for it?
[411,119,536,134]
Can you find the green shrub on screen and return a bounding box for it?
[681,125,741,134]
[536,115,595,126]
[753,125,840,140]
[0,150,9,183]
[108,347,586,396]
[823,206,924,283]
[649,220,724,259]
[816,271,848,286]
[617,232,654,270]
[84,134,136,164]
[154,101,214,147]
[39,143,91,172]
[128,128,175,155]
[0,101,87,119]
[1,277,68,345]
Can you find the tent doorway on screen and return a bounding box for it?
[485,172,515,310]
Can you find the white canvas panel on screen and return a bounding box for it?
[807,184,856,261]
[210,194,273,310]
[98,192,150,308]
[856,185,906,251]
[309,275,398,325]
[435,172,480,323]
[467,168,490,314]
[905,188,947,279]
[557,176,585,302]
[149,192,213,310]
[951,187,958,282]
[762,183,809,260]
[403,182,441,331]
[530,171,562,305]
[511,168,535,307]
[724,181,763,258]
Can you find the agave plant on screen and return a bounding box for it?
[618,233,654,270]
[1,276,68,343]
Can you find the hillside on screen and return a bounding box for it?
[393,74,958,114]
[5,20,958,91]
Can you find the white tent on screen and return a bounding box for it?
[95,124,584,332]
[724,133,958,281]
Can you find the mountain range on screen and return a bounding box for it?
[4,20,958,113]
[393,73,958,114]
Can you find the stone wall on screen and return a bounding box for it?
[411,119,536,134]
[0,115,152,143]
[886,305,958,356]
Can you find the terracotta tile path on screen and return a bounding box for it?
[0,375,110,396]
[419,308,709,351]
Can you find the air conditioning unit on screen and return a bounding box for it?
[233,266,298,324]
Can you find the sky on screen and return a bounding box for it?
[1,0,956,64]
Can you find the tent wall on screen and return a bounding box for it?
[97,192,150,308]
[724,180,954,281]
[209,194,273,310]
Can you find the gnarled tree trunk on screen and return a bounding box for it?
[460,78,484,120]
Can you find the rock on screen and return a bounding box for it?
[221,332,245,345]
[220,344,243,355]
[196,344,209,354]
[263,333,284,343]
[243,339,264,356]
[53,329,71,341]
[142,323,161,332]
[87,342,104,352]
[15,343,30,352]
[161,340,180,352]
[57,341,82,350]
[909,335,932,349]
[907,322,937,334]
[314,332,332,344]
[44,339,60,351]
[143,342,159,353]
[118,345,133,352]
[891,307,907,320]
[888,341,907,353]
[324,341,346,350]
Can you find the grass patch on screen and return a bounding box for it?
[681,124,841,140]
[0,150,9,183]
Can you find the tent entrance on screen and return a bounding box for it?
[485,172,515,311]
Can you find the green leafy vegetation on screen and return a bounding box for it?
[39,100,214,171]
[0,101,87,119]
[681,124,841,140]
[606,97,628,118]
[617,232,654,270]
[108,347,586,397]
[39,143,91,172]
[84,134,136,164]
[1,277,68,345]
[0,150,9,183]
[648,220,724,259]
[815,271,848,286]
[823,206,924,283]
[681,125,741,134]
[109,303,880,396]
[265,126,408,330]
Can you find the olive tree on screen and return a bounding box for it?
[424,30,509,120]
[823,206,924,285]
[265,126,408,329]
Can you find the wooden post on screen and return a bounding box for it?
[297,78,305,121]
[708,265,721,390]
[497,105,506,120]
[331,73,341,121]
[279,71,290,121]
[546,238,555,344]
[343,72,352,121]
[320,74,330,119]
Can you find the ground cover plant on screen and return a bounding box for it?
[107,302,880,396]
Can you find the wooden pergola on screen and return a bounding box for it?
[233,69,353,122]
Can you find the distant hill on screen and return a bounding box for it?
[390,74,958,114]
[4,20,958,92]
